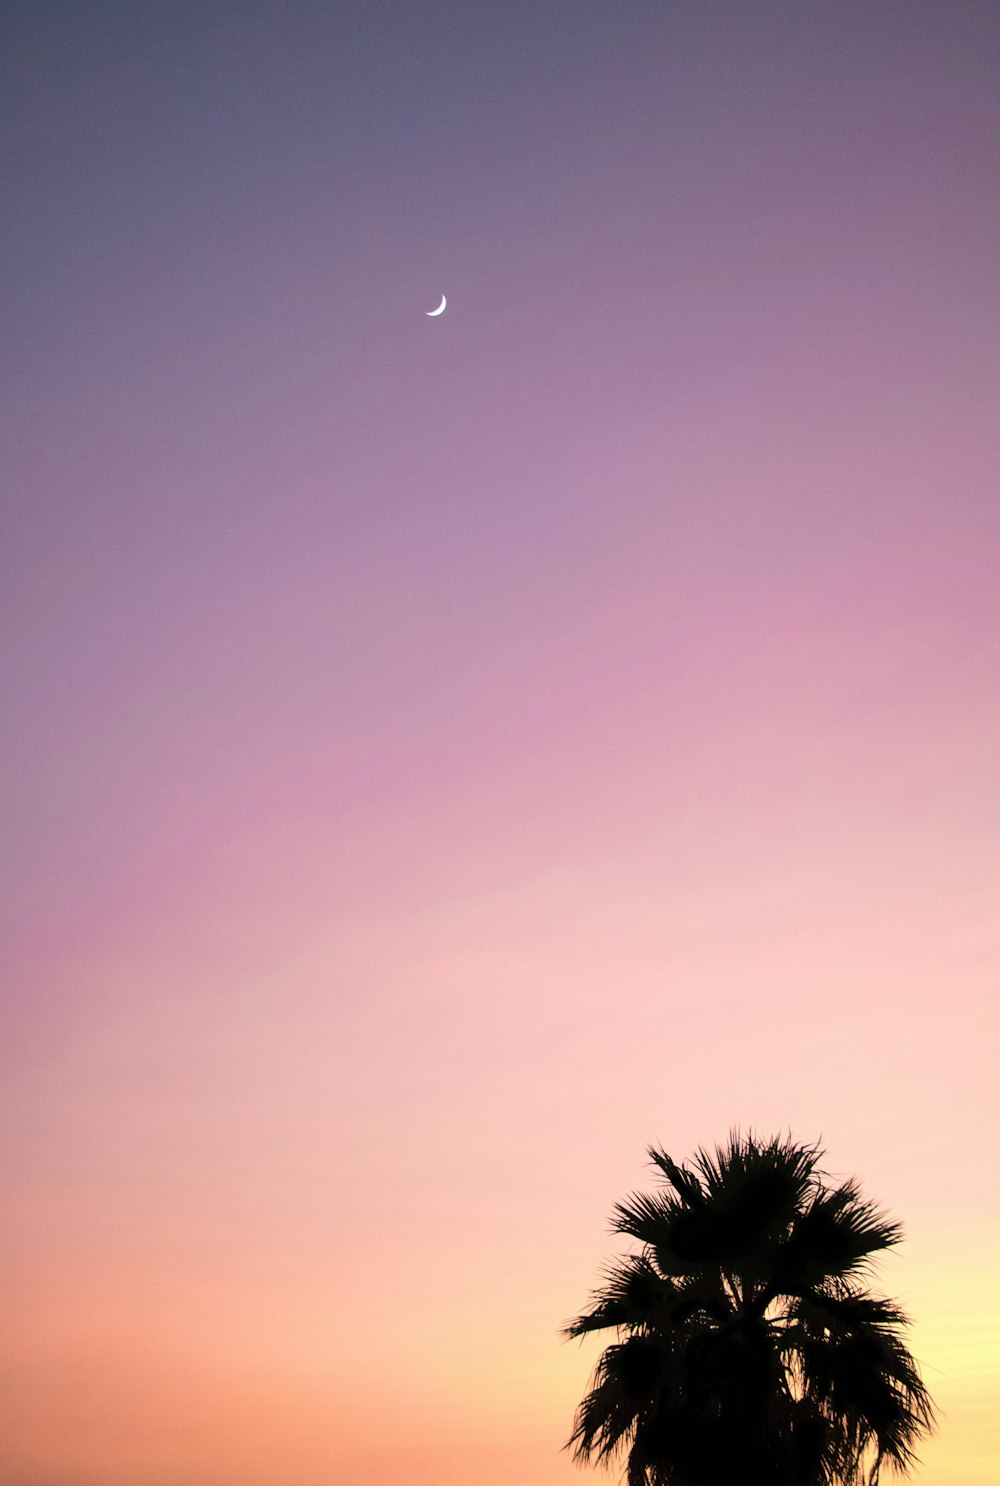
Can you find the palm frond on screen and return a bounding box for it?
[647,1146,706,1207]
[778,1188,904,1290]
[788,1289,936,1483]
[566,1336,683,1466]
[563,1256,682,1338]
[690,1130,820,1206]
[612,1188,682,1245]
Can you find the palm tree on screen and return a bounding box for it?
[565,1132,934,1486]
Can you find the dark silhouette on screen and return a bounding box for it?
[564,1132,934,1486]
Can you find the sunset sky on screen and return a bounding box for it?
[2,3,998,1483]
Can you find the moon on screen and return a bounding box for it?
[426,294,447,317]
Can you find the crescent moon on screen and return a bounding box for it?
[426,294,447,317]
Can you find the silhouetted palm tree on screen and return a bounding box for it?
[565,1132,934,1486]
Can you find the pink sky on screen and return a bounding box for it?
[2,3,998,1482]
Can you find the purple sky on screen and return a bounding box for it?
[3,4,998,1483]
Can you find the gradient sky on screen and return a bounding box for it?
[2,3,998,1483]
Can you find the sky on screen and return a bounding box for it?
[1,2,998,1482]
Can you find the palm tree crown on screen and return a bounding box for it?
[565,1132,934,1486]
